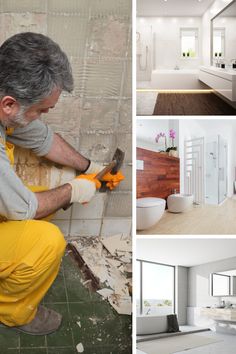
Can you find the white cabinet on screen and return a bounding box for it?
[199,66,236,102]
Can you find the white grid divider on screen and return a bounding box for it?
[184,137,205,205]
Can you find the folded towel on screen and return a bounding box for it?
[167,314,180,333]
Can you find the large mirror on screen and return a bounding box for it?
[211,0,236,67]
[210,269,236,296]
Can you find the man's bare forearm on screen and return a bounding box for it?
[34,183,72,219]
[44,133,90,172]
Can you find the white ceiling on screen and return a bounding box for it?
[137,0,217,17]
[137,238,236,267]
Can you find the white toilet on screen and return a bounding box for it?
[167,193,193,213]
[136,197,166,230]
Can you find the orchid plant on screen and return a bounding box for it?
[155,129,177,153]
[155,132,167,151]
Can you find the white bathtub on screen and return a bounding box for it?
[149,69,205,90]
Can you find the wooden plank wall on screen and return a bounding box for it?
[137,147,180,200]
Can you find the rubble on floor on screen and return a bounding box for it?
[70,233,132,315]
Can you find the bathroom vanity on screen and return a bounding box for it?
[199,66,236,102]
[201,308,236,322]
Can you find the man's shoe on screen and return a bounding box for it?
[1,305,62,335]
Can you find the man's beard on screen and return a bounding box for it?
[2,106,29,128]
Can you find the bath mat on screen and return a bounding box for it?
[137,90,158,115]
[137,333,222,354]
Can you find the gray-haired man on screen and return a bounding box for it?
[0,32,124,335]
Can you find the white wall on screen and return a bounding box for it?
[176,266,188,325]
[136,119,179,152]
[202,0,232,66]
[188,256,236,308]
[137,17,202,72]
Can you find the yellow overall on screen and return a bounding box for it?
[0,132,66,326]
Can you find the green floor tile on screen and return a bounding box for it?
[43,269,67,303]
[62,255,92,302]
[81,346,103,354]
[47,348,76,354]
[20,349,47,354]
[46,304,73,348]
[0,327,19,349]
[0,254,132,353]
[20,332,45,348]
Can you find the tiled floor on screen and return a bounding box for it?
[0,250,132,354]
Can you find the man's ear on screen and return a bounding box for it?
[1,96,19,116]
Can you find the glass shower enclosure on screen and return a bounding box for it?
[205,135,227,205]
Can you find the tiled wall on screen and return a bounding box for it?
[1,0,132,238]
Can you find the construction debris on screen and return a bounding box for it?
[70,233,132,315]
[76,343,84,353]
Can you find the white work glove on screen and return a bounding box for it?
[68,178,96,204]
[85,161,103,174]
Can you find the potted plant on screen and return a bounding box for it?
[167,129,178,157]
[155,132,167,153]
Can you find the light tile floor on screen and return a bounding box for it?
[137,199,236,235]
[0,250,132,354]
[175,331,236,354]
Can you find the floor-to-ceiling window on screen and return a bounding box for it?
[136,260,175,316]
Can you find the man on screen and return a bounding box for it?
[0,32,124,335]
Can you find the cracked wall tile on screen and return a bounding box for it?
[78,133,114,162]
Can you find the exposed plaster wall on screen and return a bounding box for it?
[1,0,132,238]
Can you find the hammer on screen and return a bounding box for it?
[63,148,125,209]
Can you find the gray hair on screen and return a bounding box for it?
[0,32,74,105]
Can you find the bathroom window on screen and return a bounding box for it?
[213,28,225,58]
[136,260,175,316]
[180,28,199,58]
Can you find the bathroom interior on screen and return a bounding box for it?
[136,238,236,354]
[136,118,236,234]
[136,0,236,115]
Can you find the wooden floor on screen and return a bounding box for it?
[137,198,236,235]
[153,92,236,115]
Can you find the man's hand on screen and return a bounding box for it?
[101,171,125,190]
[85,161,125,190]
[68,174,101,203]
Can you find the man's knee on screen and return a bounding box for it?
[40,221,66,257]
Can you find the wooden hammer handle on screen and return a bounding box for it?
[95,160,117,180]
